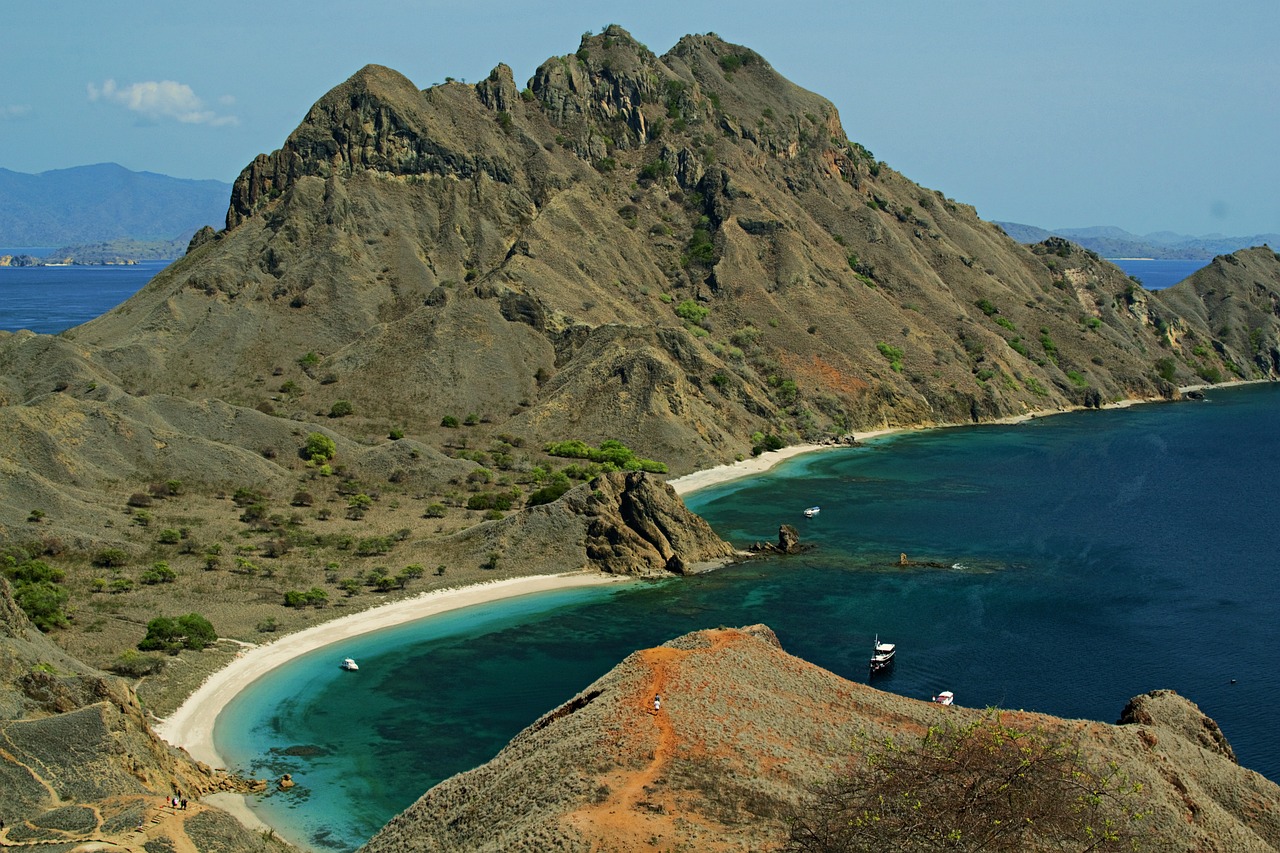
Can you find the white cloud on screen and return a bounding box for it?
[1,104,32,120]
[87,79,238,126]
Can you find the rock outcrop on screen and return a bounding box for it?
[436,471,738,578]
[361,626,1280,852]
[750,522,809,554]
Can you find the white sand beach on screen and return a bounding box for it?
[667,427,904,496]
[155,572,626,771]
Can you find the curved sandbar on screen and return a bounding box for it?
[154,572,627,769]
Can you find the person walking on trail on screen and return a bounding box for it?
[654,694,661,712]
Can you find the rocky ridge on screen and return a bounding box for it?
[361,626,1280,852]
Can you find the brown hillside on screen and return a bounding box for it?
[0,577,292,852]
[68,27,1280,476]
[361,626,1280,852]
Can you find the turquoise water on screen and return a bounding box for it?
[217,383,1280,852]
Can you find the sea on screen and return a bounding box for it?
[0,248,168,334]
[1109,257,1206,290]
[0,254,1200,338]
[214,383,1280,852]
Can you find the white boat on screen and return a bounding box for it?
[803,506,820,518]
[340,658,359,671]
[869,635,895,676]
[932,690,954,705]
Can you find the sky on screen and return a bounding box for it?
[3,0,1277,237]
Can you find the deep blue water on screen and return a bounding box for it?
[216,383,1280,852]
[0,248,163,334]
[1109,257,1206,290]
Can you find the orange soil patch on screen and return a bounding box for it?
[566,633,746,852]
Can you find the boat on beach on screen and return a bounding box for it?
[869,636,895,676]
[340,658,359,671]
[932,690,954,705]
[803,506,820,518]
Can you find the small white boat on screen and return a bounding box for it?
[932,690,954,706]
[869,635,895,676]
[803,506,820,518]
[340,658,359,671]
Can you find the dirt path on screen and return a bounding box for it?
[566,646,685,850]
[0,796,207,853]
[566,633,740,851]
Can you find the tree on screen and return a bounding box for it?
[138,612,217,653]
[14,581,69,630]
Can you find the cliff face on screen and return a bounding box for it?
[361,626,1280,852]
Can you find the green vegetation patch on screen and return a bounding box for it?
[543,439,667,473]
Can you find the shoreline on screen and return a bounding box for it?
[163,379,1266,834]
[156,572,626,772]
[668,380,1257,496]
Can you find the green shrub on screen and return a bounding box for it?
[329,400,354,418]
[303,432,337,463]
[543,439,667,473]
[140,562,177,585]
[674,299,710,324]
[975,298,999,316]
[441,415,460,428]
[876,342,904,372]
[94,548,129,568]
[157,528,181,545]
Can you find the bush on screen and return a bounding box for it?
[543,438,667,473]
[674,299,710,324]
[304,432,337,463]
[785,710,1147,852]
[140,562,177,584]
[94,548,129,568]
[284,587,329,608]
[441,415,460,428]
[109,649,165,677]
[876,342,904,372]
[329,400,354,418]
[157,528,181,545]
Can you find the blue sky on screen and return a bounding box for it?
[3,0,1276,236]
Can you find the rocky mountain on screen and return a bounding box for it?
[0,163,231,246]
[361,625,1280,851]
[1,24,1280,852]
[0,577,291,851]
[997,221,1280,260]
[59,27,1279,479]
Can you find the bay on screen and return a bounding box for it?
[0,249,164,334]
[1109,257,1206,289]
[217,382,1280,852]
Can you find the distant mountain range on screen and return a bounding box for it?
[0,163,230,246]
[996,222,1280,260]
